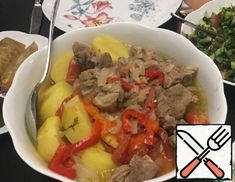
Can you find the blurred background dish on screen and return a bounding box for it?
[0,31,47,135]
[0,31,48,53]
[42,0,182,32]
[181,0,235,86]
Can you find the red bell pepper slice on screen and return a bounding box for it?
[121,109,159,145]
[145,69,165,85]
[48,144,76,179]
[121,109,147,133]
[144,120,159,145]
[107,76,133,91]
[157,128,175,161]
[72,119,102,153]
[66,58,80,85]
[185,112,198,124]
[48,116,102,179]
[128,133,148,156]
[83,101,111,137]
[112,135,131,164]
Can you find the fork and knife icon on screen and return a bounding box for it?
[177,125,231,179]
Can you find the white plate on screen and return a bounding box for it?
[0,31,47,135]
[42,0,182,32]
[181,0,235,86]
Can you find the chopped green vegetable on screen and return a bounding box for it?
[187,6,235,82]
[231,61,235,70]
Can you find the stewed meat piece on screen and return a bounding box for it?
[109,155,158,182]
[97,52,112,68]
[157,84,193,119]
[127,155,159,182]
[93,83,124,112]
[182,65,199,86]
[73,42,113,71]
[160,60,184,88]
[73,42,97,71]
[77,68,99,96]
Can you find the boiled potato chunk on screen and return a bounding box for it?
[92,35,129,64]
[37,116,62,162]
[38,81,73,123]
[80,147,116,180]
[62,96,92,144]
[50,52,73,83]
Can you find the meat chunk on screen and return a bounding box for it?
[182,65,199,86]
[72,42,97,71]
[78,68,99,95]
[128,155,159,182]
[109,155,158,182]
[123,86,149,107]
[129,45,143,59]
[73,42,113,71]
[169,131,176,147]
[97,52,112,68]
[160,60,184,88]
[161,117,188,147]
[157,84,192,119]
[161,116,188,134]
[129,45,163,62]
[93,83,124,112]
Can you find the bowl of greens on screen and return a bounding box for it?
[181,0,235,86]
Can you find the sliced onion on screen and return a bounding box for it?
[97,68,112,87]
[72,78,80,89]
[149,110,157,121]
[108,119,122,134]
[131,119,138,134]
[137,87,149,103]
[74,157,99,182]
[130,59,145,83]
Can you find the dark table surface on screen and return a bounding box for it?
[0,0,234,182]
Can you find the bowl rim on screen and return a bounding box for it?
[3,22,228,182]
[180,0,235,86]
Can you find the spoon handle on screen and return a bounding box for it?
[39,0,60,84]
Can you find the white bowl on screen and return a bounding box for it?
[181,0,235,86]
[3,23,227,182]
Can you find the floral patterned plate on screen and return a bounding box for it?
[42,0,182,32]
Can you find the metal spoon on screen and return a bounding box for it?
[25,0,60,145]
[171,13,217,36]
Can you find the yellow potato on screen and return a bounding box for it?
[80,147,116,181]
[50,52,73,83]
[37,116,62,162]
[92,35,129,64]
[62,96,92,144]
[38,81,73,123]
